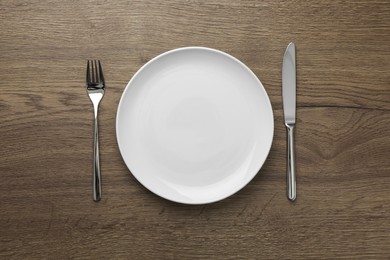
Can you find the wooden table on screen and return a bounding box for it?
[1,1,389,259]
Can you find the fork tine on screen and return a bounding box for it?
[91,60,95,83]
[86,60,91,83]
[94,60,99,82]
[98,60,104,83]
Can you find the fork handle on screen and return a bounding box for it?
[93,110,102,202]
[286,123,296,201]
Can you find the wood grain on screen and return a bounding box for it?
[0,0,389,259]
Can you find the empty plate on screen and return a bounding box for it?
[116,47,274,204]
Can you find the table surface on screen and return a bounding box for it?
[1,0,389,259]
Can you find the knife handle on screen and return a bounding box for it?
[286,123,296,201]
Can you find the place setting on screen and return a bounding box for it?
[87,44,297,204]
[4,1,390,257]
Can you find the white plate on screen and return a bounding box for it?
[116,47,274,204]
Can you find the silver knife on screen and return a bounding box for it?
[282,42,297,201]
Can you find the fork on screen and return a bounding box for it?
[86,60,105,202]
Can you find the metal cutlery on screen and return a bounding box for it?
[282,43,297,201]
[86,60,105,202]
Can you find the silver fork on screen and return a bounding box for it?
[86,60,105,202]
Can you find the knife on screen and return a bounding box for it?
[282,42,297,201]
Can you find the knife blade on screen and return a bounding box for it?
[282,42,297,201]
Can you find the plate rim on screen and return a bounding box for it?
[116,46,274,204]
